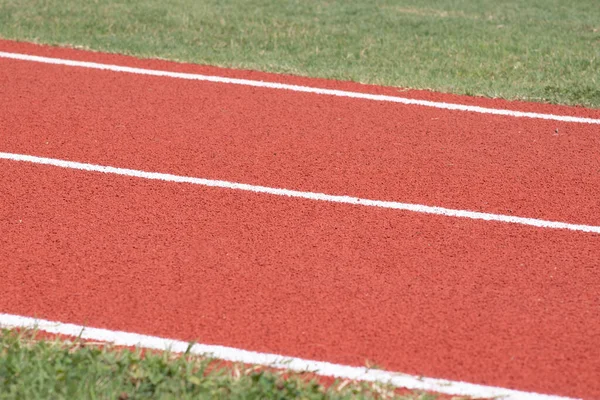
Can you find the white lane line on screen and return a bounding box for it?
[0,313,577,400]
[0,51,599,125]
[1,151,599,234]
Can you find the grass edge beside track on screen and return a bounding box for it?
[0,328,448,400]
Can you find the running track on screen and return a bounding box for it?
[1,40,599,399]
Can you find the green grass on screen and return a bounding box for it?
[0,0,598,107]
[0,329,441,400]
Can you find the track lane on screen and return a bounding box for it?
[2,39,600,120]
[1,162,599,398]
[1,48,600,227]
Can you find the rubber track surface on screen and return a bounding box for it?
[1,40,599,398]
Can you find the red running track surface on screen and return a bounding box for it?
[1,40,599,398]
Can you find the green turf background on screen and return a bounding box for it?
[0,1,599,105]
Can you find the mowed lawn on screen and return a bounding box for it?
[0,0,598,107]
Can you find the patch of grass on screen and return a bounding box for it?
[0,0,598,107]
[0,329,439,399]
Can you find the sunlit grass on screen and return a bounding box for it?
[0,0,598,107]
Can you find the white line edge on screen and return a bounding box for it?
[0,313,577,400]
[0,51,599,125]
[1,151,599,234]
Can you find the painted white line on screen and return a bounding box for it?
[1,151,599,234]
[0,50,599,125]
[0,313,577,400]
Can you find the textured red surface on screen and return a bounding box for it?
[1,41,600,398]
